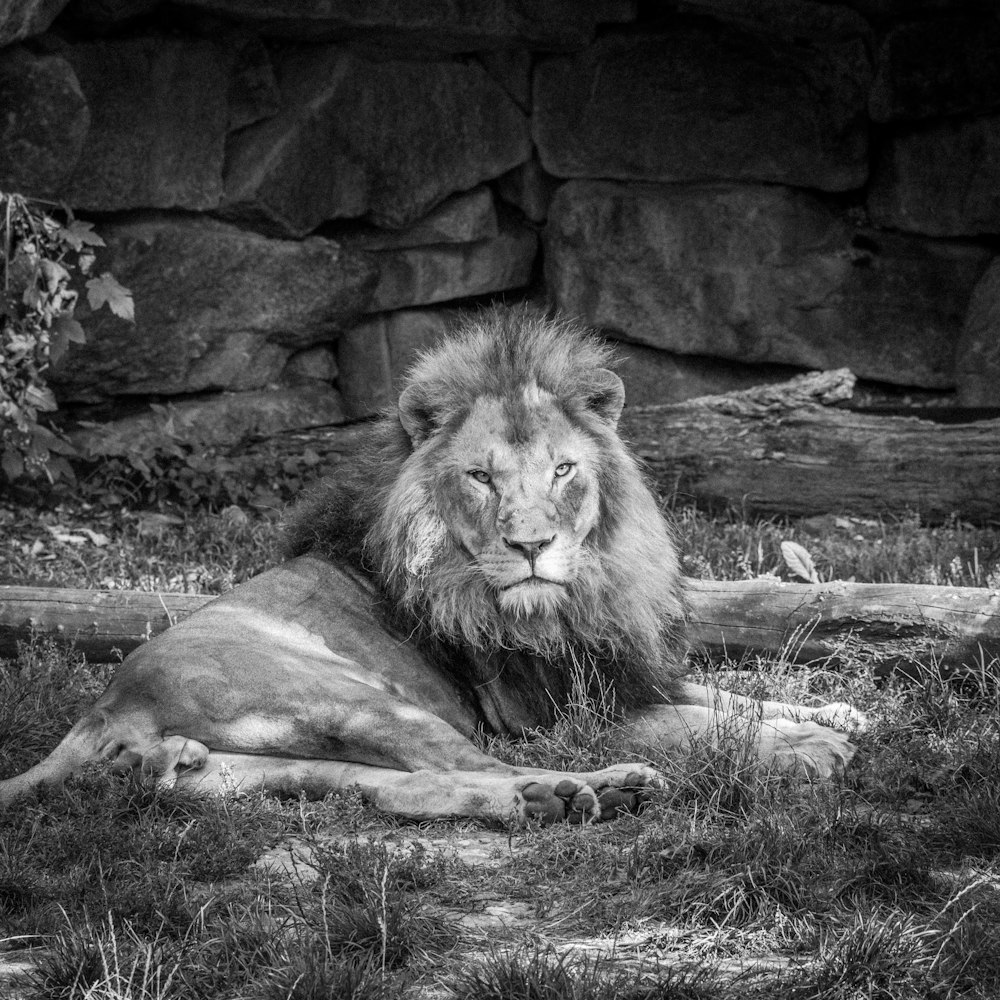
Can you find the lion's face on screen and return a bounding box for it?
[356,308,684,675]
[439,386,602,618]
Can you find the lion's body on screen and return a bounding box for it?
[0,309,860,822]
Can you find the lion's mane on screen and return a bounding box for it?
[282,306,687,724]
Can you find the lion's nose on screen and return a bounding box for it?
[503,536,555,570]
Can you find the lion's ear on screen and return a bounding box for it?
[588,369,625,427]
[397,385,437,446]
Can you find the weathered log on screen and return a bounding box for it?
[686,579,1000,675]
[0,587,211,663]
[622,369,1000,522]
[3,579,999,674]
[234,369,1000,522]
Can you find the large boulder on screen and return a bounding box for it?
[663,0,871,43]
[533,21,871,191]
[0,47,89,197]
[228,35,282,131]
[60,37,234,211]
[49,217,377,402]
[955,259,1000,407]
[0,0,66,47]
[332,186,498,251]
[867,116,1000,237]
[545,180,990,388]
[170,0,635,49]
[497,160,559,223]
[369,218,537,312]
[870,15,1000,122]
[337,308,457,419]
[223,45,531,236]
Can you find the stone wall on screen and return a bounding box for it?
[4,0,1000,453]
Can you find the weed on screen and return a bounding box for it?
[0,638,109,778]
[674,505,1000,589]
[288,840,457,977]
[0,770,289,940]
[478,656,636,773]
[0,500,277,592]
[448,943,723,1000]
[25,914,183,1000]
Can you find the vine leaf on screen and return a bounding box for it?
[24,384,58,412]
[59,220,106,252]
[1,449,24,480]
[49,314,87,365]
[86,272,134,321]
[52,314,87,343]
[781,540,820,584]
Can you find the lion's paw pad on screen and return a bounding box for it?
[521,778,599,824]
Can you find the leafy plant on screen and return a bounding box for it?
[0,191,132,484]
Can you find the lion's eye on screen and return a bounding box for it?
[469,469,492,485]
[554,462,574,478]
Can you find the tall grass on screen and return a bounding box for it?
[5,500,1000,997]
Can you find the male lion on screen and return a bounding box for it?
[0,308,860,823]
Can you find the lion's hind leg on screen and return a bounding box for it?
[0,708,165,807]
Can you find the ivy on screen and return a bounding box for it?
[0,192,132,484]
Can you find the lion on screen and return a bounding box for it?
[0,307,861,823]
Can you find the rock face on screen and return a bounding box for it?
[533,23,871,191]
[613,343,801,407]
[50,218,378,401]
[868,117,1000,237]
[369,219,537,312]
[545,180,989,388]
[331,187,498,252]
[870,15,1000,122]
[0,47,88,196]
[3,1,1000,484]
[60,38,233,211]
[0,0,65,47]
[223,45,531,236]
[170,0,635,49]
[337,309,456,419]
[955,260,1000,407]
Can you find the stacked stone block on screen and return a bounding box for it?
[2,0,999,453]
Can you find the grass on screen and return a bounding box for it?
[4,497,1000,997]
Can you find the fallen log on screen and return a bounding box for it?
[230,370,1000,522]
[3,579,999,674]
[686,579,1000,675]
[0,587,212,663]
[623,369,1000,522]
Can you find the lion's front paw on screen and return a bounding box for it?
[759,720,856,779]
[519,777,602,824]
[111,735,210,790]
[810,701,868,731]
[517,765,658,824]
